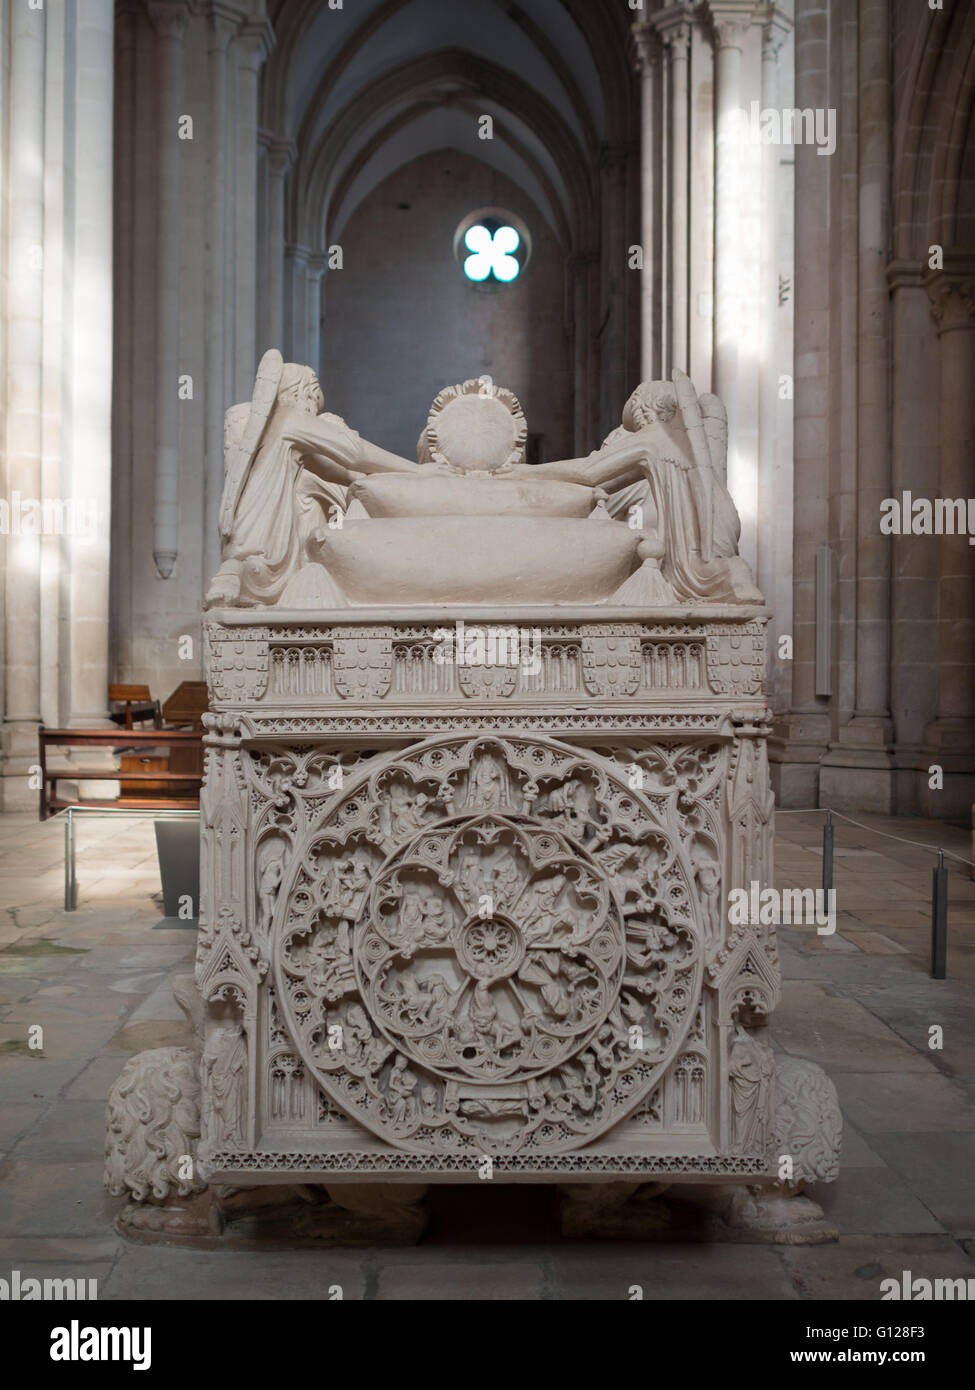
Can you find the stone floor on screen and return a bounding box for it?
[1,807,973,1301]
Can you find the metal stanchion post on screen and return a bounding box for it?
[65,808,77,911]
[931,849,948,980]
[822,809,834,896]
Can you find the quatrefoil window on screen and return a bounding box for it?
[454,208,531,287]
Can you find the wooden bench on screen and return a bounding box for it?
[38,727,204,821]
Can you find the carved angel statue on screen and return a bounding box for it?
[207,349,762,610]
[206,350,416,608]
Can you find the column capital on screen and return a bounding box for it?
[235,18,275,73]
[886,258,926,293]
[206,3,247,54]
[264,137,297,176]
[704,1,761,51]
[631,23,661,74]
[306,254,327,284]
[924,256,975,335]
[653,4,693,58]
[760,6,792,61]
[146,0,190,42]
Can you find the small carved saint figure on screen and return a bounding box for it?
[465,979,521,1052]
[307,922,355,1001]
[468,752,505,810]
[691,847,723,947]
[520,873,570,944]
[387,1054,419,1125]
[257,853,283,936]
[390,786,433,836]
[202,1015,248,1149]
[397,891,426,958]
[728,1023,775,1153]
[541,779,599,841]
[344,1003,393,1075]
[418,894,450,944]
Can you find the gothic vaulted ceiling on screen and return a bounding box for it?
[263,0,636,250]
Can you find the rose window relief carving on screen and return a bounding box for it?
[270,735,703,1154]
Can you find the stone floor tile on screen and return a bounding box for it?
[833,1073,975,1134]
[103,1247,368,1301]
[869,1132,975,1234]
[814,1169,944,1236]
[778,1233,975,1301]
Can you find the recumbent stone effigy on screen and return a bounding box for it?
[105,354,841,1242]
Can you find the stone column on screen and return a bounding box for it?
[306,255,326,378]
[286,244,309,362]
[600,144,628,433]
[66,0,115,725]
[568,252,596,455]
[632,24,659,382]
[203,4,240,589]
[922,258,975,816]
[657,11,692,375]
[147,2,189,580]
[852,0,893,733]
[887,260,940,811]
[757,11,792,700]
[233,20,273,400]
[2,0,45,789]
[820,0,894,812]
[707,3,757,450]
[111,2,138,703]
[266,142,294,351]
[769,0,831,806]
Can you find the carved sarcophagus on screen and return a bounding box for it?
[106,365,839,1239]
[196,609,785,1184]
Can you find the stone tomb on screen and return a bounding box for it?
[106,361,841,1243]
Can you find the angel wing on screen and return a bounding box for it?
[697,392,728,479]
[223,402,250,465]
[218,348,284,541]
[672,368,715,563]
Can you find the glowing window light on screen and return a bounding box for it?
[463,224,521,283]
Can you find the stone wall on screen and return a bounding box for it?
[320,152,573,465]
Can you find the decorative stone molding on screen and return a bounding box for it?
[204,617,769,709]
[770,1055,843,1187]
[760,5,792,62]
[145,1,190,42]
[631,23,662,75]
[235,18,275,73]
[105,1047,205,1203]
[924,260,975,336]
[653,4,693,58]
[705,1,760,50]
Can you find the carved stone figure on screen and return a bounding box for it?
[206,359,763,610]
[771,1054,843,1188]
[728,1025,775,1152]
[105,1047,206,1204]
[201,1018,248,1149]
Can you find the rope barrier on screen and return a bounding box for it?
[775,806,975,871]
[773,805,972,977]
